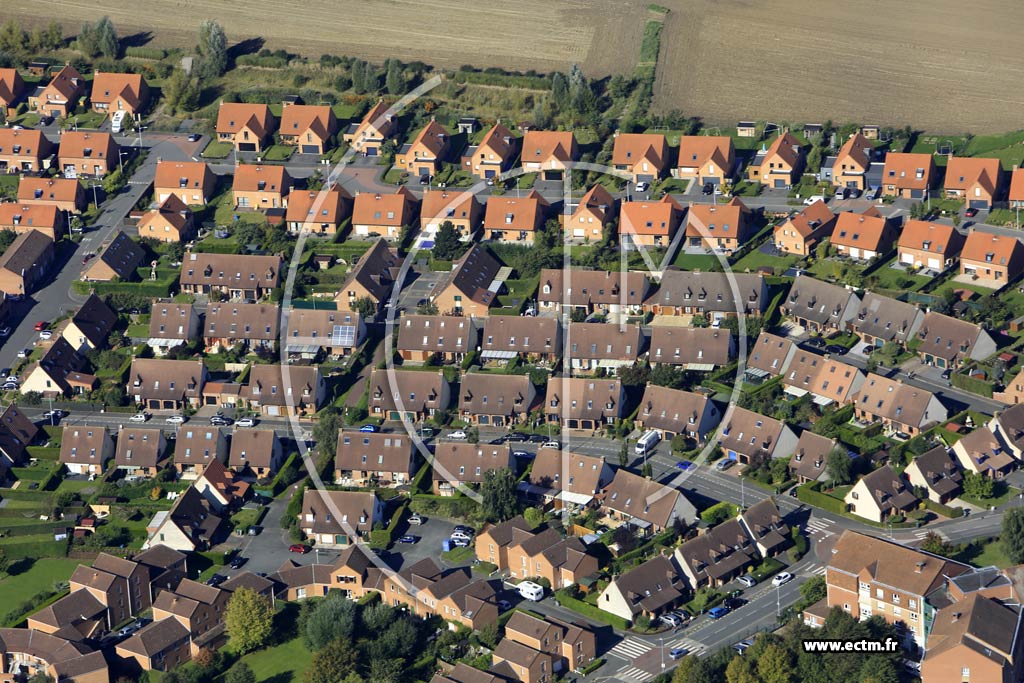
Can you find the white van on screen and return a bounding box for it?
[518,581,545,602]
[635,429,662,455]
[110,111,126,134]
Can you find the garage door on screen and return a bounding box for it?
[927,258,941,269]
[774,179,787,188]
[485,169,496,178]
[366,147,378,156]
[909,189,924,199]
[637,174,655,183]
[544,170,563,181]
[301,144,319,154]
[700,177,720,186]
[849,248,861,259]
[969,200,988,209]
[238,143,256,152]
[901,253,914,264]
[266,406,280,417]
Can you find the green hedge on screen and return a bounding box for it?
[409,494,478,520]
[554,589,630,630]
[923,499,964,518]
[749,557,785,582]
[198,550,231,565]
[579,659,605,676]
[951,372,994,398]
[795,482,848,515]
[370,500,408,549]
[40,461,65,491]
[269,452,304,496]
[410,461,432,494]
[72,278,178,298]
[125,46,167,59]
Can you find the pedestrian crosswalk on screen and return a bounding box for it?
[805,563,828,576]
[913,529,945,540]
[608,637,653,660]
[805,518,834,538]
[617,665,650,680]
[666,636,706,657]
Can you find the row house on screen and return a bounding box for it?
[915,311,995,370]
[781,275,860,335]
[334,238,402,314]
[115,427,168,479]
[240,364,325,417]
[602,469,698,533]
[179,252,282,300]
[922,592,1024,683]
[334,431,416,487]
[849,292,925,350]
[565,322,642,375]
[537,268,650,318]
[173,427,227,479]
[788,431,837,484]
[151,578,228,640]
[483,190,548,244]
[648,326,734,370]
[506,527,597,589]
[300,489,384,547]
[397,314,477,363]
[782,354,864,408]
[462,122,518,181]
[432,442,513,496]
[675,135,734,188]
[366,367,450,422]
[517,449,613,510]
[68,552,153,627]
[229,429,283,479]
[154,160,217,206]
[635,384,720,443]
[0,628,108,681]
[854,373,947,436]
[351,187,418,240]
[215,102,276,153]
[285,186,352,235]
[284,308,364,360]
[503,611,596,676]
[897,220,964,271]
[718,405,798,465]
[643,270,768,321]
[774,200,836,256]
[480,315,561,365]
[746,331,797,381]
[204,301,280,352]
[17,176,86,213]
[147,302,200,356]
[0,128,55,173]
[381,557,500,630]
[59,425,115,476]
[458,372,535,427]
[128,358,208,411]
[544,377,625,431]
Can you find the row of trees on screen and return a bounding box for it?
[0,19,64,58]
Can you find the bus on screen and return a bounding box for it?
[635,429,662,454]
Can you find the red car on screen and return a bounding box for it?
[33,321,47,331]
[288,544,310,554]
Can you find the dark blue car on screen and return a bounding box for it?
[359,424,380,433]
[675,461,696,471]
[707,606,731,619]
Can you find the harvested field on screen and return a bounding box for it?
[654,0,1024,133]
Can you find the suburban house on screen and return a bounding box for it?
[59,425,114,476]
[278,103,338,154]
[395,119,450,178]
[203,301,280,352]
[675,518,759,588]
[63,294,117,353]
[147,302,200,356]
[482,190,549,243]
[334,238,401,314]
[397,314,477,363]
[611,132,669,183]
[544,378,625,431]
[921,593,1024,683]
[781,275,860,335]
[505,527,597,588]
[830,133,874,190]
[881,152,936,199]
[115,427,168,479]
[996,369,1024,405]
[788,431,837,483]
[854,373,947,436]
[897,220,965,271]
[351,187,418,240]
[829,207,896,260]
[1011,168,1024,209]
[959,231,1024,289]
[619,195,683,249]
[844,465,919,523]
[154,160,216,206]
[602,469,698,532]
[952,427,1016,479]
[366,367,450,422]
[683,197,750,253]
[83,231,145,282]
[342,99,397,155]
[738,500,791,558]
[718,406,798,464]
[430,244,504,317]
[285,186,352,235]
[142,486,227,552]
[138,195,195,243]
[915,311,996,370]
[675,135,734,188]
[69,552,153,626]
[518,449,613,509]
[58,131,119,178]
[537,268,650,318]
[944,156,1003,209]
[598,556,686,624]
[458,372,535,427]
[381,558,499,630]
[643,271,768,320]
[283,308,364,360]
[179,252,282,299]
[300,489,384,547]
[520,130,578,180]
[0,128,55,173]
[904,446,963,504]
[241,365,325,417]
[192,459,250,511]
[120,612,197,672]
[232,164,291,209]
[33,64,85,118]
[17,176,86,213]
[747,132,804,188]
[773,200,836,256]
[462,122,518,180]
[0,229,55,297]
[503,612,596,676]
[420,190,482,237]
[128,358,208,410]
[648,326,735,370]
[0,67,26,115]
[431,442,513,496]
[334,431,416,486]
[565,322,643,375]
[173,426,227,479]
[481,315,562,365]
[635,385,720,442]
[820,530,970,652]
[797,357,865,408]
[228,429,283,479]
[568,184,616,240]
[475,516,536,571]
[849,292,925,349]
[0,203,65,241]
[151,577,229,638]
[19,337,95,397]
[215,102,276,153]
[90,71,149,115]
[0,404,39,468]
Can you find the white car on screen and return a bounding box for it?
[165,415,187,424]
[129,413,149,423]
[16,349,29,358]
[541,441,560,450]
[634,181,649,194]
[737,575,757,588]
[38,330,53,340]
[235,417,257,428]
[803,195,826,205]
[772,571,794,587]
[448,430,468,440]
[450,531,473,543]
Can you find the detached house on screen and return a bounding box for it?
[602,469,698,532]
[334,238,401,314]
[17,176,86,213]
[718,406,798,465]
[829,207,896,260]
[952,427,1016,479]
[0,128,55,174]
[351,187,417,240]
[154,160,216,206]
[882,152,935,199]
[20,336,94,397]
[90,71,149,116]
[773,200,836,256]
[565,322,643,375]
[520,130,577,180]
[430,244,503,317]
[173,427,227,479]
[675,135,734,188]
[366,368,450,422]
[788,431,836,484]
[781,275,860,335]
[397,314,477,363]
[420,190,482,238]
[300,489,384,547]
[0,67,26,115]
[635,385,720,443]
[747,132,803,188]
[611,132,669,183]
[904,446,963,504]
[0,229,55,297]
[544,378,625,431]
[334,431,416,487]
[481,315,562,365]
[459,372,535,427]
[396,119,450,178]
[568,184,616,240]
[915,311,996,370]
[648,326,735,370]
[537,268,650,318]
[64,293,117,353]
[959,231,1024,289]
[285,186,352,235]
[462,122,517,180]
[683,197,750,253]
[229,429,283,479]
[232,164,291,209]
[33,64,85,118]
[179,252,282,299]
[83,231,145,283]
[115,427,168,479]
[215,102,276,153]
[432,442,513,495]
[598,556,686,624]
[738,499,791,558]
[143,486,227,552]
[278,103,337,155]
[1010,168,1024,209]
[619,195,683,249]
[675,517,760,588]
[342,99,396,156]
[138,195,194,243]
[829,133,874,190]
[843,465,919,523]
[944,156,1003,209]
[241,365,326,417]
[854,373,946,437]
[60,425,114,476]
[59,131,119,178]
[128,359,207,411]
[897,220,964,271]
[483,190,549,243]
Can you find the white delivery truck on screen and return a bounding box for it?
[517,581,545,602]
[635,429,662,455]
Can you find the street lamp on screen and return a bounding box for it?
[118,150,128,174]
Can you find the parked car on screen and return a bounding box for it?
[803,195,826,205]
[38,330,53,340]
[635,181,649,194]
[235,417,257,427]
[715,459,735,472]
[527,434,547,444]
[733,639,754,655]
[1,382,18,391]
[737,575,757,588]
[505,432,529,443]
[659,613,682,628]
[825,344,846,355]
[450,537,470,547]
[671,610,691,622]
[772,571,794,587]
[288,544,310,554]
[702,183,714,195]
[448,430,468,440]
[210,416,233,426]
[398,535,419,544]
[453,525,475,536]
[675,460,696,471]
[707,606,731,619]
[129,413,150,423]
[965,207,979,218]
[165,415,187,424]
[670,647,690,660]
[512,450,532,459]
[541,441,561,450]
[16,349,29,359]
[33,321,47,331]
[206,574,226,587]
[834,187,849,200]
[450,531,473,543]
[724,596,747,610]
[118,623,142,637]
[408,514,426,525]
[41,409,66,421]
[497,599,512,611]
[247,526,262,536]
[187,133,201,142]
[229,556,247,569]
[359,424,380,433]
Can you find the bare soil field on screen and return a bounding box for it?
[654,0,1024,134]
[4,0,646,76]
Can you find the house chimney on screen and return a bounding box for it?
[915,561,925,573]
[952,612,961,622]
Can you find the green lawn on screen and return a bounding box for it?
[64,111,106,131]
[201,141,234,159]
[961,486,1020,509]
[236,635,311,683]
[494,277,538,313]
[0,174,19,200]
[639,20,663,63]
[9,112,40,127]
[654,178,690,194]
[957,538,1012,568]
[673,252,724,271]
[440,545,475,565]
[263,145,295,162]
[383,168,405,185]
[0,558,80,608]
[731,248,799,273]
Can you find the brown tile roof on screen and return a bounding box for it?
[779,199,835,239]
[242,365,321,408]
[0,202,61,231]
[216,102,275,138]
[960,231,1022,266]
[59,425,109,466]
[17,177,81,205]
[301,489,380,536]
[432,442,512,485]
[855,373,939,428]
[719,406,787,458]
[620,195,682,236]
[335,431,413,474]
[129,358,206,402]
[521,130,576,164]
[0,68,25,105]
[675,518,757,584]
[477,122,517,160]
[229,429,279,470]
[221,570,275,595]
[897,220,963,256]
[397,315,476,354]
[481,316,560,357]
[788,432,835,481]
[285,308,361,348]
[433,244,502,308]
[432,663,505,683]
[603,469,693,528]
[909,446,963,498]
[175,426,224,467]
[154,160,213,195]
[59,131,117,161]
[70,294,117,348]
[115,427,165,469]
[612,133,668,169]
[0,626,94,668]
[269,561,334,591]
[339,238,400,303]
[676,135,733,171]
[828,530,969,596]
[925,593,1020,666]
[611,555,685,614]
[493,637,549,669]
[205,302,280,344]
[280,104,335,140]
[857,464,919,511]
[648,271,766,313]
[526,449,609,498]
[483,190,548,232]
[42,64,84,102]
[883,152,934,190]
[1010,168,1024,203]
[180,252,282,290]
[29,589,106,633]
[747,331,795,376]
[638,385,715,435]
[684,197,748,240]
[915,311,986,363]
[851,292,923,343]
[0,404,39,462]
[134,544,187,571]
[352,187,416,227]
[350,99,397,140]
[808,358,862,404]
[830,209,890,251]
[956,427,1016,473]
[739,499,790,553]
[91,231,145,280]
[232,164,291,194]
[459,372,533,416]
[783,350,826,392]
[0,229,53,275]
[284,186,351,226]
[149,302,195,340]
[118,615,190,657]
[945,156,1001,194]
[479,515,534,547]
[90,72,147,109]
[649,326,733,366]
[538,268,650,308]
[782,275,858,328]
[544,378,624,422]
[367,368,448,414]
[834,133,873,171]
[567,322,642,360]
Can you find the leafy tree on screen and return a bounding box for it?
[360,600,395,632]
[523,506,544,529]
[306,638,357,683]
[80,16,118,58]
[550,72,568,106]
[225,588,274,653]
[385,59,405,95]
[197,20,228,78]
[27,674,54,683]
[758,642,794,683]
[616,363,650,387]
[313,409,343,465]
[858,655,901,683]
[432,221,466,261]
[649,364,687,389]
[0,547,8,574]
[612,525,637,553]
[163,68,201,114]
[481,468,517,522]
[1003,508,1024,564]
[726,656,758,683]
[303,593,357,650]
[962,470,995,499]
[351,297,377,321]
[920,531,954,557]
[368,659,404,683]
[416,300,439,315]
[0,20,27,56]
[798,574,826,608]
[225,662,256,683]
[0,229,17,255]
[826,446,853,485]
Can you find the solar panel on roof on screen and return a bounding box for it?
[331,324,356,347]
